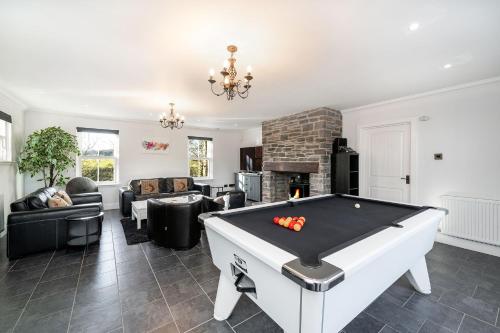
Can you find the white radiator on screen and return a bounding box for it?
[440,193,500,246]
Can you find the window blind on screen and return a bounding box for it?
[76,127,119,135]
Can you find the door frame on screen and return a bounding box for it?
[357,118,418,204]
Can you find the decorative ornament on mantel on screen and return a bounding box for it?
[159,103,185,130]
[208,45,254,100]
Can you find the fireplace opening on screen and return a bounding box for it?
[289,173,310,199]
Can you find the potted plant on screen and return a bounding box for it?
[18,126,80,187]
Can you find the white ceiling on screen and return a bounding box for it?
[1,0,499,128]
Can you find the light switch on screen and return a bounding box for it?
[434,153,443,160]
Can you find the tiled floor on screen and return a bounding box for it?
[1,210,500,333]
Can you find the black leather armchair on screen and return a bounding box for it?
[215,190,247,210]
[147,197,202,249]
[7,187,103,259]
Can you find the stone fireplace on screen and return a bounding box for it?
[261,107,342,202]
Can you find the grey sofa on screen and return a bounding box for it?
[119,177,210,216]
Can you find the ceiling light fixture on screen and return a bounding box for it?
[443,63,453,69]
[408,22,420,31]
[159,103,185,130]
[208,45,253,100]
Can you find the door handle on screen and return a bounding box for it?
[400,175,410,184]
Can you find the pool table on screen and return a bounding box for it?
[200,194,446,333]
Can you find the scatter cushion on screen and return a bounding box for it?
[48,195,69,208]
[141,179,159,195]
[56,190,73,206]
[173,178,188,192]
[214,196,225,205]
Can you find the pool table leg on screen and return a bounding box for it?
[213,273,242,321]
[405,257,431,294]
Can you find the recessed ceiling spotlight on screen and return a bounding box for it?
[408,22,420,31]
[443,63,453,69]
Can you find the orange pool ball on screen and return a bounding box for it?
[278,217,286,226]
[293,223,302,232]
[284,217,293,228]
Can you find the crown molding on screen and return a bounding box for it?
[341,76,500,114]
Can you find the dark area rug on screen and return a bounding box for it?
[120,218,149,245]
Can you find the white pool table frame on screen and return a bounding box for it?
[203,194,445,333]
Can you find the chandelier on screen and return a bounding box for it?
[159,103,185,130]
[208,45,253,100]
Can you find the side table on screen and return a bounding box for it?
[66,211,104,249]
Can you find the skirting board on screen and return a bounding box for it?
[435,232,500,257]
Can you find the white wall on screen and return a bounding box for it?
[0,90,25,235]
[342,79,500,207]
[24,111,242,209]
[240,127,262,147]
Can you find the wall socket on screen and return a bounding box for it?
[434,153,443,160]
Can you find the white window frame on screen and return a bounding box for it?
[77,130,120,185]
[187,137,213,180]
[0,119,12,163]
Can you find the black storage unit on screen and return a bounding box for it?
[331,138,359,196]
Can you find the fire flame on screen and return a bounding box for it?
[293,188,300,199]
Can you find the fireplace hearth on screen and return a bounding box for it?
[289,173,310,199]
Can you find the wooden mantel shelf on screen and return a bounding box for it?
[262,161,319,173]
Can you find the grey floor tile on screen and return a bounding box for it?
[120,279,163,313]
[474,287,500,308]
[404,294,464,332]
[180,253,212,269]
[188,318,233,333]
[122,298,173,333]
[143,246,174,259]
[418,320,454,333]
[41,263,81,282]
[429,270,476,296]
[162,276,203,307]
[190,263,220,284]
[233,311,283,333]
[342,311,385,333]
[149,321,179,333]
[32,275,78,299]
[0,307,24,332]
[366,293,425,333]
[174,247,202,258]
[458,315,500,333]
[2,264,46,283]
[77,269,117,292]
[379,325,399,333]
[21,289,75,321]
[0,292,31,314]
[14,308,71,333]
[11,253,53,271]
[170,294,214,332]
[383,277,415,305]
[80,258,116,275]
[48,252,83,268]
[83,250,115,266]
[116,257,150,276]
[149,255,182,272]
[227,295,261,327]
[0,278,39,298]
[69,300,122,333]
[439,290,498,324]
[75,284,120,309]
[155,265,191,287]
[118,269,156,290]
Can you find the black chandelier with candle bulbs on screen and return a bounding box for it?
[159,103,185,130]
[208,45,253,100]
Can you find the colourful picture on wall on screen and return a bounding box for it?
[142,139,170,153]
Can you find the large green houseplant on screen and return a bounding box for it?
[18,126,80,187]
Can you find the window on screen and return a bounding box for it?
[188,136,213,179]
[77,127,119,184]
[0,111,12,162]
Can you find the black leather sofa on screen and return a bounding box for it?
[119,177,210,217]
[7,187,103,259]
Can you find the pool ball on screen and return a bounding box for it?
[273,216,280,224]
[354,203,361,209]
[279,217,286,226]
[293,223,302,232]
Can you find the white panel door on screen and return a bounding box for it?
[361,123,411,203]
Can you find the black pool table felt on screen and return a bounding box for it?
[217,196,428,267]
